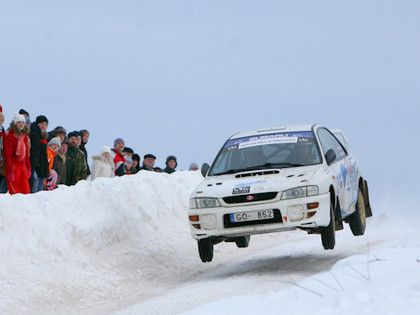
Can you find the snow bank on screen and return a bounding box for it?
[185,214,420,315]
[0,171,202,313]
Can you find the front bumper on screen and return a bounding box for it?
[188,192,331,240]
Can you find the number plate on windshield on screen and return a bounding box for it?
[230,210,274,223]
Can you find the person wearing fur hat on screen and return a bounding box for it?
[163,155,177,174]
[63,131,87,186]
[47,126,67,142]
[3,113,31,194]
[91,146,115,180]
[29,115,49,192]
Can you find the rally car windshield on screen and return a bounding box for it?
[208,131,322,176]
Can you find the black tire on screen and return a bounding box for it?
[321,198,336,250]
[235,235,251,248]
[198,238,214,262]
[348,187,366,236]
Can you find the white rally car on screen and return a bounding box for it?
[188,124,372,262]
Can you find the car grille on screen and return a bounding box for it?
[223,192,278,204]
[223,209,283,228]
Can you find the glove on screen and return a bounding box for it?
[28,170,32,179]
[7,173,15,183]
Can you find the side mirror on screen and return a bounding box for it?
[201,163,210,177]
[325,149,336,165]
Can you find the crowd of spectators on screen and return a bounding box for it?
[0,107,200,195]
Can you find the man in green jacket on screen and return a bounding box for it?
[63,131,87,186]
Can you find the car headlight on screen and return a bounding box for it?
[189,198,221,209]
[281,186,319,200]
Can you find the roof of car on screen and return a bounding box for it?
[229,124,319,140]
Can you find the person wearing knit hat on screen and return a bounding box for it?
[35,115,48,124]
[163,155,177,174]
[45,137,61,190]
[3,112,31,194]
[189,162,199,171]
[47,137,61,151]
[114,138,124,146]
[91,146,114,180]
[101,145,111,155]
[29,114,49,192]
[110,138,127,176]
[140,153,157,172]
[13,113,26,124]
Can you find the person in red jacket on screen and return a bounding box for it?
[3,113,31,194]
[110,138,127,176]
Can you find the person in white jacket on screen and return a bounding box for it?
[91,146,114,180]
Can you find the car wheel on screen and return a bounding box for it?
[348,187,366,236]
[321,199,336,250]
[198,238,214,262]
[235,235,251,248]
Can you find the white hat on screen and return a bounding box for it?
[101,146,111,155]
[13,113,26,124]
[48,137,61,149]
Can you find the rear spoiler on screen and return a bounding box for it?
[330,129,349,150]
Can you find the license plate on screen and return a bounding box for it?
[230,210,274,223]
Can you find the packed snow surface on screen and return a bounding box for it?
[1,171,419,314]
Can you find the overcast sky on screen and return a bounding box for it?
[1,1,419,207]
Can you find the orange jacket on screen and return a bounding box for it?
[46,146,57,174]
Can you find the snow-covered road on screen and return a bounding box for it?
[1,172,419,314]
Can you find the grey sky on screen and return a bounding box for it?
[1,1,419,207]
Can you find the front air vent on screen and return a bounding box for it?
[223,192,278,204]
[235,170,280,178]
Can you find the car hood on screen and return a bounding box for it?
[192,165,323,199]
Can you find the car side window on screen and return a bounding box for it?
[317,128,347,163]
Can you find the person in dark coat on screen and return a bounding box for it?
[140,154,157,172]
[163,155,177,174]
[63,131,87,186]
[129,153,141,174]
[79,129,91,178]
[29,115,49,192]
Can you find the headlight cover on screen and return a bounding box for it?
[189,197,221,209]
[281,186,319,200]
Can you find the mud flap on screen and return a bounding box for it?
[363,180,373,217]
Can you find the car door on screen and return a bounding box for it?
[317,128,359,215]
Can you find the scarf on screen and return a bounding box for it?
[13,132,27,161]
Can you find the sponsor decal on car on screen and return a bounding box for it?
[232,186,250,194]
